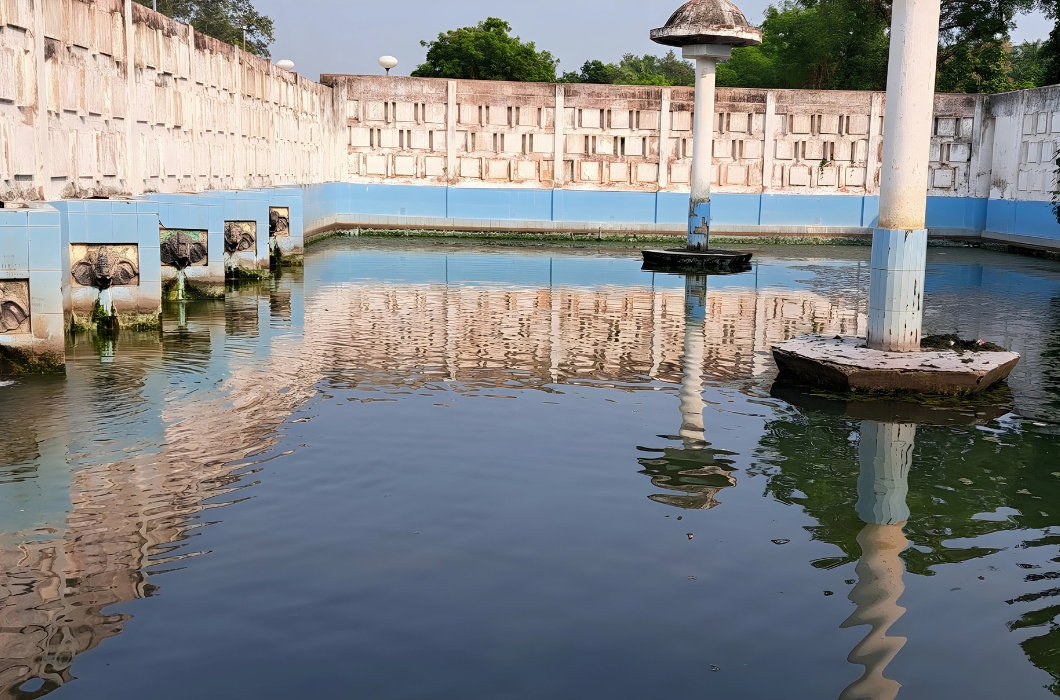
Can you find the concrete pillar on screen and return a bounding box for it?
[657,88,672,190]
[446,81,457,183]
[678,275,708,444]
[688,56,717,251]
[867,0,941,352]
[554,84,566,187]
[839,420,913,700]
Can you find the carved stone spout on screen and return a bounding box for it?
[0,299,28,333]
[224,222,256,255]
[160,231,208,270]
[71,246,139,290]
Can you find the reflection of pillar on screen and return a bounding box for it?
[839,421,914,700]
[679,276,708,444]
[866,0,941,352]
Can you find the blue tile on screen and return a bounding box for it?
[28,227,62,270]
[0,227,30,272]
[112,214,138,242]
[68,213,88,243]
[85,214,113,243]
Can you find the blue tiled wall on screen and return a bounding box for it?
[1,204,65,359]
[300,184,996,235]
[985,199,1060,243]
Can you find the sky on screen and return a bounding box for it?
[252,0,1053,81]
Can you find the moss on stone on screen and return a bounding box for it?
[0,344,65,375]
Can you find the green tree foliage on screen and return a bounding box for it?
[411,18,559,82]
[718,0,890,90]
[560,51,696,87]
[136,0,274,56]
[717,0,1041,93]
[1010,40,1046,87]
[935,0,1035,93]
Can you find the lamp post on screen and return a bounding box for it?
[379,56,399,76]
[641,0,761,273]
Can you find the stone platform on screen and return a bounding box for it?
[642,248,753,273]
[772,335,1020,395]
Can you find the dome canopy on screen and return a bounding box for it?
[650,0,763,48]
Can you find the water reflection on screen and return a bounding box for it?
[0,243,1059,698]
[840,420,914,700]
[638,275,738,510]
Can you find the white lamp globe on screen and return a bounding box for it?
[378,56,398,75]
[276,59,295,71]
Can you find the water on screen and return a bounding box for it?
[2,239,1060,699]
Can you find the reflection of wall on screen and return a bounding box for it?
[298,283,864,389]
[0,276,859,695]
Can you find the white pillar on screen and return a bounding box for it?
[867,0,941,352]
[687,54,717,251]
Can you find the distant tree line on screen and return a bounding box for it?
[135,0,274,57]
[414,11,1060,94]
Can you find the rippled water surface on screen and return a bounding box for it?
[3,240,1060,699]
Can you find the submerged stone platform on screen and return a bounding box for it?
[641,248,753,272]
[772,335,1020,395]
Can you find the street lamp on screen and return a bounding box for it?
[276,60,295,72]
[378,56,398,75]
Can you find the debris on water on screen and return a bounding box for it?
[298,444,309,448]
[978,576,985,580]
[846,579,856,585]
[959,478,973,485]
[1018,489,1032,495]
[951,587,962,591]
[687,576,697,581]
[772,539,790,545]
[677,516,683,521]
[711,665,721,672]
[687,533,694,540]
[824,591,834,596]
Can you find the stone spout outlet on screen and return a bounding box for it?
[160,232,208,271]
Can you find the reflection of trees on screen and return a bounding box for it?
[758,405,1059,575]
[757,391,1060,696]
[1046,296,1060,413]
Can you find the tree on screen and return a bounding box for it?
[136,0,274,57]
[935,0,1035,93]
[411,18,559,82]
[717,0,1038,93]
[1010,40,1046,87]
[717,0,890,91]
[560,51,696,86]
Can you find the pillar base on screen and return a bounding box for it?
[772,335,1020,395]
[867,227,927,352]
[641,248,753,273]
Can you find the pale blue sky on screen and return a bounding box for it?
[254,0,1052,80]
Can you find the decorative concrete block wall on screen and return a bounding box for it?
[54,200,162,327]
[0,204,65,371]
[0,0,344,203]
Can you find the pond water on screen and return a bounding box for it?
[2,239,1060,699]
